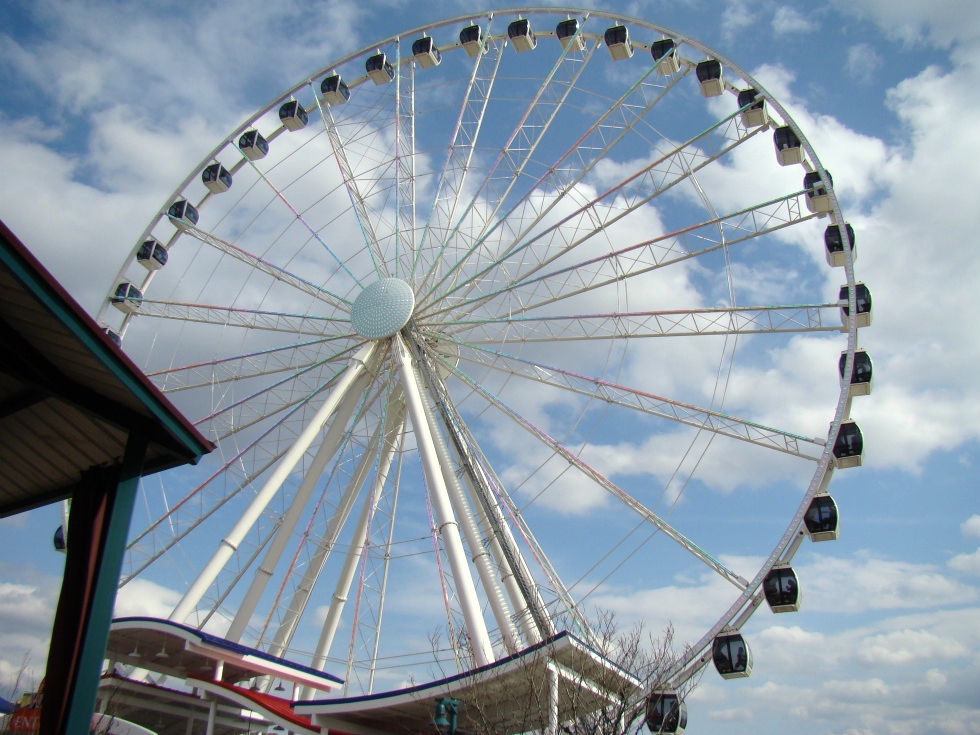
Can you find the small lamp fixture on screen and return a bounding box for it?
[433,697,458,735]
[127,642,141,659]
[274,681,286,692]
[154,643,169,660]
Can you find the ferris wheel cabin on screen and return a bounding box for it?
[508,18,537,52]
[167,199,199,231]
[605,25,634,61]
[111,283,143,314]
[839,282,873,329]
[773,126,804,166]
[805,493,839,541]
[840,348,873,396]
[136,239,168,271]
[646,692,687,735]
[713,633,752,679]
[556,18,585,51]
[804,170,833,214]
[101,326,121,346]
[366,52,395,85]
[460,24,485,57]
[238,129,269,160]
[278,99,309,131]
[321,74,350,105]
[201,163,232,194]
[832,419,864,469]
[825,223,856,267]
[652,39,681,74]
[412,36,442,68]
[737,88,768,128]
[696,59,724,97]
[763,565,802,613]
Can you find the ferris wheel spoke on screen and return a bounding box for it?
[413,22,503,282]
[169,220,353,312]
[203,357,363,457]
[226,369,384,643]
[148,339,356,394]
[122,390,331,584]
[446,190,815,320]
[419,34,599,299]
[394,43,415,278]
[437,304,842,343]
[313,86,388,280]
[447,341,823,458]
[424,107,761,316]
[423,64,694,311]
[134,299,352,336]
[451,362,750,591]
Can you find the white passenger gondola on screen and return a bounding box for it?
[460,23,485,57]
[646,692,687,734]
[839,281,872,329]
[804,493,839,541]
[136,239,168,271]
[278,99,309,131]
[832,419,864,469]
[412,35,442,68]
[804,170,833,214]
[651,39,680,74]
[712,633,752,679]
[321,74,350,105]
[763,565,802,613]
[825,223,855,267]
[604,25,634,61]
[773,126,804,166]
[201,163,232,193]
[737,88,768,128]
[366,52,395,85]
[508,18,536,52]
[111,283,143,314]
[239,129,269,160]
[696,59,724,97]
[167,199,199,231]
[839,349,873,396]
[102,327,121,346]
[556,18,585,51]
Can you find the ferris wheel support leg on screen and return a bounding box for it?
[414,360,520,653]
[225,369,372,642]
[170,342,380,626]
[395,334,495,667]
[305,395,406,687]
[457,462,539,646]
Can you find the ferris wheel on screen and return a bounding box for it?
[98,7,871,705]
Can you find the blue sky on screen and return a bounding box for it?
[0,1,978,734]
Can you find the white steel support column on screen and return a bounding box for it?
[171,342,379,625]
[226,370,371,642]
[307,395,405,679]
[415,362,519,653]
[395,335,494,666]
[546,663,559,735]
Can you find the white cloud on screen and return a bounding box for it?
[948,548,980,575]
[846,43,884,84]
[857,628,969,665]
[801,551,979,612]
[962,515,980,537]
[772,7,817,35]
[113,578,183,619]
[832,0,980,48]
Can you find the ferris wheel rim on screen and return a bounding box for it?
[103,6,864,697]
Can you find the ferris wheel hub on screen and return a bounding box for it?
[350,277,416,339]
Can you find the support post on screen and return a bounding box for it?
[41,431,147,735]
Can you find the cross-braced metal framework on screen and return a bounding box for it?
[99,7,869,707]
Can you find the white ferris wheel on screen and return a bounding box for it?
[98,6,872,710]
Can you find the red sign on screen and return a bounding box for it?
[8,707,40,734]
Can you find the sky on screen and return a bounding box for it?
[0,1,979,734]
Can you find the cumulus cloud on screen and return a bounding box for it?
[846,43,884,84]
[772,7,817,35]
